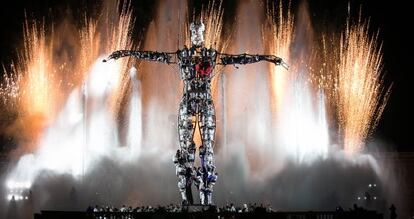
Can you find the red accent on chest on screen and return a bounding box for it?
[195,61,213,77]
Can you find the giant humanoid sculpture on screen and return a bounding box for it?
[104,22,288,205]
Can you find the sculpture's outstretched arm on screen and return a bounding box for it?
[103,50,175,64]
[218,53,289,69]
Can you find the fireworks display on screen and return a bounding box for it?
[0,0,394,212]
[1,0,136,180]
[335,17,392,153]
[16,19,56,118]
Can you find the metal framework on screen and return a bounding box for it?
[104,22,287,206]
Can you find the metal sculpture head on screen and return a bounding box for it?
[190,22,205,47]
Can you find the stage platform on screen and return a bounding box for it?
[34,210,383,219]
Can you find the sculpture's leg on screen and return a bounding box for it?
[177,100,196,205]
[199,99,216,205]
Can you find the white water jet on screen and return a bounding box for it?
[126,67,142,159]
[6,58,141,185]
[276,75,329,163]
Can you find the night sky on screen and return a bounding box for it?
[0,0,412,151]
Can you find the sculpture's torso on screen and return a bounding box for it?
[177,46,217,114]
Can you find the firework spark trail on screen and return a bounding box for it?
[79,17,99,80]
[266,0,294,113]
[336,17,391,153]
[0,69,19,106]
[314,35,338,112]
[8,18,57,119]
[80,0,135,113]
[201,0,229,53]
[22,20,57,117]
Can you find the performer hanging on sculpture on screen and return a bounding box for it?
[103,21,288,206]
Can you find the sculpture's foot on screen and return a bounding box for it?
[185,184,194,205]
[199,190,206,205]
[206,193,212,205]
[181,199,189,206]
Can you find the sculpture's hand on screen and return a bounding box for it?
[103,51,122,62]
[270,56,282,65]
[268,55,289,70]
[280,60,289,70]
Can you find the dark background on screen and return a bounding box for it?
[0,0,412,151]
